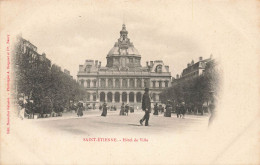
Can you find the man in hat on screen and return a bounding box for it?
[140,88,151,126]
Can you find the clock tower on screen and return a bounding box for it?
[106,24,141,70]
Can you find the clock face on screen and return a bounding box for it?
[156,65,162,72]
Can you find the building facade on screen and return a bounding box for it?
[171,55,213,86]
[77,24,171,108]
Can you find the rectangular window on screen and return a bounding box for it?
[165,81,168,87]
[87,81,90,88]
[93,80,96,87]
[159,81,162,88]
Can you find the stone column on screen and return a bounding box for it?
[113,79,115,88]
[105,78,108,88]
[112,93,115,103]
[104,91,107,102]
[126,92,129,104]
[120,79,123,88]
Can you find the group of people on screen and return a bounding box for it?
[119,103,130,116]
[97,88,152,126]
[176,102,186,118]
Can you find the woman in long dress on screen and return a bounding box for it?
[19,103,25,120]
[77,102,83,117]
[120,103,125,116]
[101,102,107,117]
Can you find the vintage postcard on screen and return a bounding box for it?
[0,0,259,164]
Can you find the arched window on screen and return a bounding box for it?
[122,92,127,102]
[136,92,142,102]
[155,65,162,73]
[100,92,105,102]
[129,92,134,102]
[107,92,112,102]
[115,92,120,102]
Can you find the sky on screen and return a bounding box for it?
[1,1,260,163]
[2,0,259,79]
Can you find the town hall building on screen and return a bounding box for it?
[77,24,171,108]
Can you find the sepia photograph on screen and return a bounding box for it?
[0,0,259,164]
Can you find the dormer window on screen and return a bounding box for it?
[155,65,162,73]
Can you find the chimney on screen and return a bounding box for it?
[99,61,101,67]
[95,60,98,67]
[150,61,154,66]
[187,63,191,67]
[176,74,179,79]
[199,57,203,61]
[146,61,149,67]
[191,60,194,65]
[42,53,46,58]
[165,65,169,71]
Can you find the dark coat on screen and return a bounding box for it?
[153,105,158,115]
[180,105,185,114]
[101,103,107,116]
[142,92,151,112]
[77,107,83,116]
[120,105,125,115]
[125,105,129,112]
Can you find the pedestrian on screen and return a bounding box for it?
[101,102,107,117]
[208,101,216,126]
[77,102,83,117]
[120,103,125,115]
[18,102,25,120]
[125,104,129,116]
[153,103,158,115]
[165,101,172,117]
[176,103,180,118]
[139,88,151,126]
[180,102,185,118]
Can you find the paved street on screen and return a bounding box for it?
[6,109,214,165]
[30,109,209,137]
